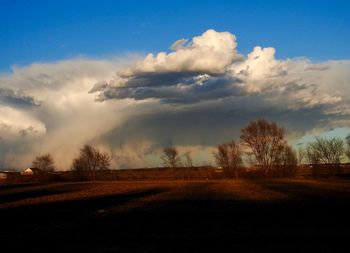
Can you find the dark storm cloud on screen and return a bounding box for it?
[100,93,336,150]
[0,88,41,107]
[92,74,246,104]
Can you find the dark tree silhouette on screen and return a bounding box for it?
[297,147,305,165]
[274,144,298,177]
[32,154,55,172]
[240,119,288,174]
[306,137,344,165]
[183,152,193,167]
[161,147,181,168]
[214,140,242,178]
[346,135,350,161]
[73,144,111,180]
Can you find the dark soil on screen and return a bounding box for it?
[1,179,349,252]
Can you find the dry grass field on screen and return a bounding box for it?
[1,179,350,252]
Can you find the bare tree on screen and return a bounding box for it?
[306,137,344,165]
[32,154,55,172]
[73,144,111,180]
[274,145,298,177]
[161,147,181,168]
[214,140,242,178]
[183,152,193,167]
[240,119,287,174]
[306,145,320,165]
[346,135,350,161]
[297,147,305,165]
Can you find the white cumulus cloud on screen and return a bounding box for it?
[119,29,240,76]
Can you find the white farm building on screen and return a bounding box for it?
[21,168,37,175]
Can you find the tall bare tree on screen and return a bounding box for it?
[183,152,193,167]
[73,144,111,180]
[297,147,305,165]
[274,145,298,177]
[240,119,287,174]
[346,135,350,161]
[214,140,242,178]
[32,154,55,172]
[161,146,181,168]
[306,137,344,165]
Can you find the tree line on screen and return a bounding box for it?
[31,119,350,180]
[160,119,350,178]
[161,119,299,178]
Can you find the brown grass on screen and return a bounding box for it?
[2,178,350,252]
[2,178,350,209]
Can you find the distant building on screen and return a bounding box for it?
[0,170,21,182]
[215,167,224,173]
[0,172,7,180]
[21,167,42,176]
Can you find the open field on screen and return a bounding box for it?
[1,179,350,252]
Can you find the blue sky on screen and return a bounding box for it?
[1,0,350,71]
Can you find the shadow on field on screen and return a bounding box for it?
[1,182,349,252]
[0,182,42,191]
[0,183,94,203]
[257,179,350,200]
